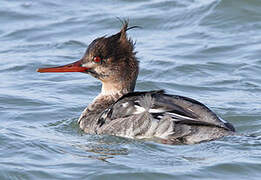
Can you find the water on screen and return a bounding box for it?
[1,0,261,179]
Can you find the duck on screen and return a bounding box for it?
[37,22,235,144]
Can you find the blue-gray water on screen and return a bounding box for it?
[1,0,261,179]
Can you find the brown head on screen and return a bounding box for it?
[38,22,139,95]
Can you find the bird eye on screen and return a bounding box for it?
[93,56,102,63]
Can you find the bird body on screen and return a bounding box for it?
[38,22,235,144]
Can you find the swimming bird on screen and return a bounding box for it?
[37,22,235,144]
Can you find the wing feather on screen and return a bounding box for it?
[98,90,235,132]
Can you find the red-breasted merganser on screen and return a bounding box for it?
[37,22,235,144]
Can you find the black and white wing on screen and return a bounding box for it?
[98,90,235,132]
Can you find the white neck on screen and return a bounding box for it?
[101,81,129,96]
[90,82,128,109]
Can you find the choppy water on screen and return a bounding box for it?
[1,0,261,179]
